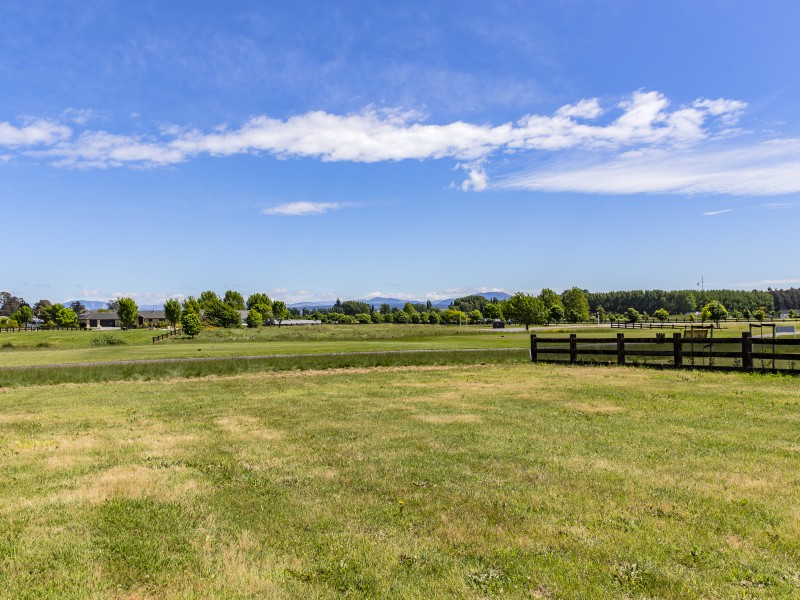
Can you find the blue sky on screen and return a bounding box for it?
[2,1,799,305]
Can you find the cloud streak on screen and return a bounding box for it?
[499,139,800,196]
[262,201,348,216]
[5,90,800,196]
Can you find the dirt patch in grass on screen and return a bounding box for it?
[59,465,201,504]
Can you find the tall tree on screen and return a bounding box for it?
[505,293,548,331]
[183,296,201,314]
[246,293,272,310]
[164,298,182,332]
[272,300,288,327]
[562,287,590,322]
[12,305,34,326]
[199,291,220,311]
[69,300,86,316]
[54,306,78,327]
[33,299,52,319]
[107,298,120,312]
[117,298,139,329]
[223,290,246,310]
[0,292,26,317]
[483,302,503,320]
[341,300,371,316]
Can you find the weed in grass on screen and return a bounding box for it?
[466,567,509,594]
[611,561,644,589]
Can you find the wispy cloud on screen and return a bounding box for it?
[730,279,800,288]
[4,90,742,163]
[760,201,800,209]
[262,201,348,216]
[6,91,800,197]
[702,209,733,216]
[499,139,800,196]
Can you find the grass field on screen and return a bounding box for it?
[0,325,533,368]
[0,323,765,369]
[2,363,799,598]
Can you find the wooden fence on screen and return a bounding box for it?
[531,332,800,373]
[0,326,82,333]
[153,329,180,344]
[610,321,698,330]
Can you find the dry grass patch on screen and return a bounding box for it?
[566,402,624,414]
[59,464,202,505]
[412,413,483,424]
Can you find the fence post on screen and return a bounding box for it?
[673,332,683,367]
[569,333,577,363]
[530,334,537,362]
[741,332,753,369]
[617,333,625,365]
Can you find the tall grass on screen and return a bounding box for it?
[0,348,529,387]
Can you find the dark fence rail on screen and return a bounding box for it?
[153,329,180,344]
[0,326,82,333]
[531,332,800,373]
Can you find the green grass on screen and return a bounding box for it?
[0,325,533,367]
[1,363,799,598]
[0,348,528,388]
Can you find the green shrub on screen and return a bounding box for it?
[91,334,128,346]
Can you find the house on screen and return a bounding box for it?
[78,309,170,329]
[138,310,167,328]
[79,311,120,329]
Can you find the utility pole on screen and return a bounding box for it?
[697,276,704,292]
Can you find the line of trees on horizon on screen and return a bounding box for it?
[2,287,798,331]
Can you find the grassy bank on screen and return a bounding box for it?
[0,348,528,388]
[0,325,529,367]
[1,363,799,597]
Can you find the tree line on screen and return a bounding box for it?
[2,286,798,331]
[585,289,777,316]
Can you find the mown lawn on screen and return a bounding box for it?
[1,363,799,598]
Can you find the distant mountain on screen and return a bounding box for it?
[62,300,107,311]
[288,301,337,310]
[61,300,164,312]
[288,292,511,311]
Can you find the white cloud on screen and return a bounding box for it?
[262,201,347,216]
[703,209,733,216]
[8,91,800,197]
[555,98,603,119]
[9,90,745,170]
[0,119,71,146]
[499,139,800,196]
[459,163,488,191]
[47,131,186,168]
